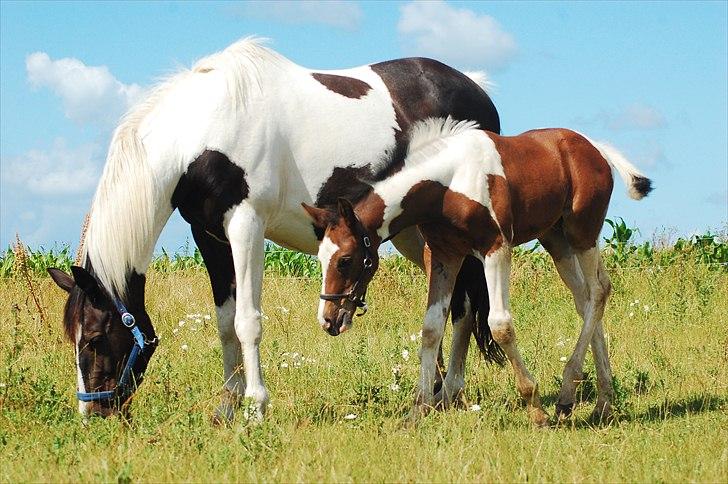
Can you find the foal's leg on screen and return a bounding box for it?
[226,204,269,421]
[191,227,243,423]
[483,247,548,427]
[542,233,614,420]
[556,247,612,420]
[391,226,447,391]
[409,246,462,421]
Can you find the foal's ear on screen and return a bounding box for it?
[301,202,333,229]
[337,198,358,229]
[48,268,75,293]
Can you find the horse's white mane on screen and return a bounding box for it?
[83,37,285,299]
[404,116,481,167]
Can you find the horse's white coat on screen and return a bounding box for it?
[76,325,91,415]
[83,38,402,301]
[316,236,340,327]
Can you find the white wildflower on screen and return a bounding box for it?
[401,349,410,361]
[280,362,289,368]
[410,333,417,342]
[0,382,6,388]
[204,315,211,320]
[643,305,650,312]
[391,364,402,376]
[343,413,358,420]
[559,356,567,362]
[178,320,186,327]
[389,383,401,392]
[277,306,290,315]
[172,328,178,334]
[629,311,634,318]
[195,318,202,324]
[469,404,481,412]
[181,344,188,351]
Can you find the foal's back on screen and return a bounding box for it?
[486,128,614,248]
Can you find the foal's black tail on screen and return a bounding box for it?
[451,255,506,366]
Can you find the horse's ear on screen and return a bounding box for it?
[70,266,100,297]
[301,202,333,229]
[48,268,75,293]
[337,198,358,229]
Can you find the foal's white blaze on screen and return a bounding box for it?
[317,236,340,327]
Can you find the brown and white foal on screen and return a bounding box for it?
[303,117,652,425]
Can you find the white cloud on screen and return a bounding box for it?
[398,1,517,70]
[234,1,363,31]
[578,103,667,132]
[607,103,666,131]
[2,138,101,196]
[26,52,143,127]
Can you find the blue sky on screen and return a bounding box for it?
[1,1,726,253]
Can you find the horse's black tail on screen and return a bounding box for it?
[451,255,506,366]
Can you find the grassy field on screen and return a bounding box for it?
[1,243,727,482]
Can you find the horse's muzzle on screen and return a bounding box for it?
[324,307,353,336]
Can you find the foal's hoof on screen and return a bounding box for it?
[555,402,574,421]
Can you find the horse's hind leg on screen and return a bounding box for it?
[554,246,612,420]
[434,297,473,408]
[192,227,244,423]
[482,246,548,427]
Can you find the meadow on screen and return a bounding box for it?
[1,225,726,482]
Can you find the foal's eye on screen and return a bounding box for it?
[337,256,353,271]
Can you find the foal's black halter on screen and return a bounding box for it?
[319,234,375,316]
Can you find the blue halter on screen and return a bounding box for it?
[76,299,149,403]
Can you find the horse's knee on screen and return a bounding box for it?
[234,310,263,345]
[488,311,514,345]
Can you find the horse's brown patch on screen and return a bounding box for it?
[311,73,372,99]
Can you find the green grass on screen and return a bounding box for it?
[1,253,727,482]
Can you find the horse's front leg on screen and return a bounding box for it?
[191,227,243,424]
[409,245,462,422]
[226,204,269,421]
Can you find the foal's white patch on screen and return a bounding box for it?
[373,117,507,240]
[317,236,340,326]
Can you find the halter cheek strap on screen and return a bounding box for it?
[76,299,154,403]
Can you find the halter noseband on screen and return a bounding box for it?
[76,298,156,403]
[319,235,375,316]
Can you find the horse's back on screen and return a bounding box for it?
[370,57,501,134]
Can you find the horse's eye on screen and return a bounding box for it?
[337,256,353,271]
[88,334,103,347]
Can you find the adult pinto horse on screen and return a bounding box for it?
[305,117,652,426]
[47,38,501,420]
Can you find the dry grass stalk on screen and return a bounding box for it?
[13,234,47,327]
[75,212,90,266]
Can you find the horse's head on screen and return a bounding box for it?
[48,266,157,418]
[302,198,380,336]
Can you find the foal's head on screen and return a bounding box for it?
[303,198,380,336]
[48,266,157,418]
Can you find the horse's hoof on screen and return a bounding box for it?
[555,402,574,420]
[590,402,614,424]
[529,407,551,428]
